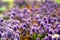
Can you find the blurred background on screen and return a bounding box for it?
[0,0,56,13]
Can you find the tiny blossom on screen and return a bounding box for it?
[36,37,40,40]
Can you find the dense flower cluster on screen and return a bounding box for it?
[0,0,60,40]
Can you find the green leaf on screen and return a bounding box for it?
[37,34,47,39]
[3,16,9,20]
[33,34,37,40]
[0,7,6,13]
[54,0,60,4]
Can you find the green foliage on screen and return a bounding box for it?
[3,16,9,20]
[33,34,38,40]
[54,0,60,4]
[32,33,47,40]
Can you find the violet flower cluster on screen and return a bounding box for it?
[0,0,60,40]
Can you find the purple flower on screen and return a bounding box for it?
[36,37,40,40]
[44,36,49,40]
[53,37,57,40]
